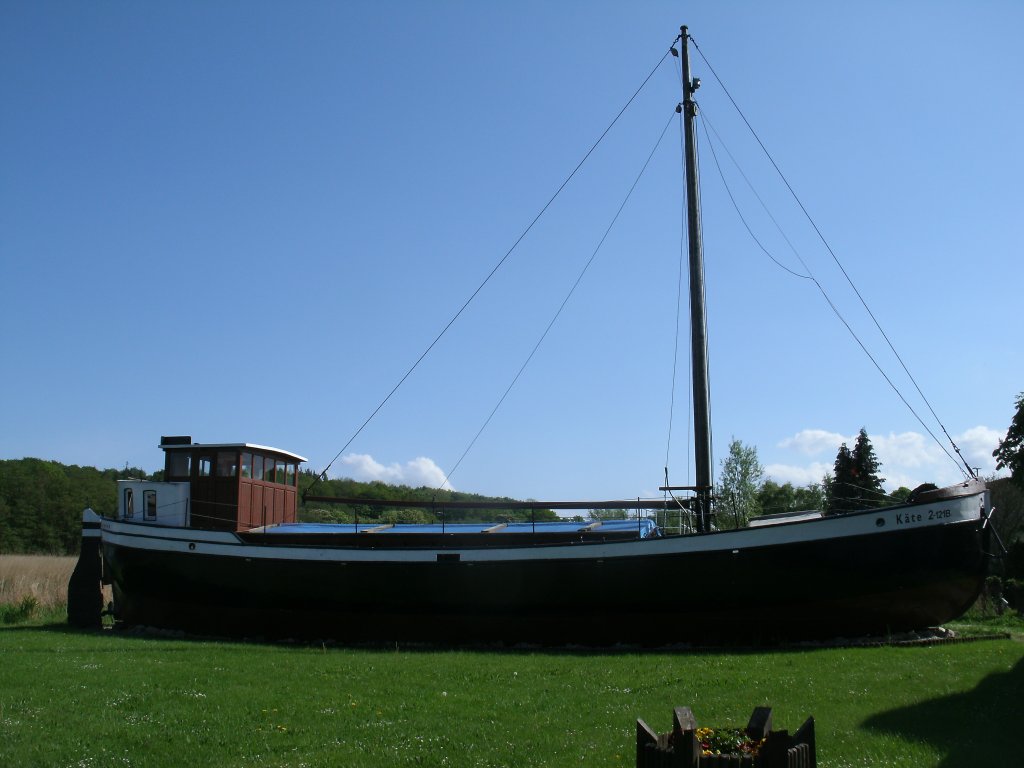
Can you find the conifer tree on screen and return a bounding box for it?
[826,429,886,513]
[850,428,886,507]
[826,443,856,514]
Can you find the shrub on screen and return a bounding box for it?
[1,595,40,624]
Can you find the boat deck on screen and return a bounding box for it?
[237,518,659,548]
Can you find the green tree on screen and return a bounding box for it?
[993,392,1024,489]
[794,482,826,511]
[756,480,826,515]
[588,508,630,521]
[756,480,794,516]
[826,429,886,514]
[987,475,1024,558]
[851,428,886,506]
[826,444,855,514]
[889,486,913,503]
[717,438,763,528]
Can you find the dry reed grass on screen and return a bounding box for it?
[0,554,77,608]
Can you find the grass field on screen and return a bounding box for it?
[2,556,1022,767]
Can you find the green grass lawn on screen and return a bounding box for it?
[1,619,1021,768]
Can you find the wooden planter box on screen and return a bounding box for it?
[637,706,815,768]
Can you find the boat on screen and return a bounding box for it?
[68,28,993,644]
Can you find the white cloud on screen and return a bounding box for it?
[339,453,451,489]
[955,425,1002,476]
[871,431,942,470]
[763,461,832,487]
[767,425,1003,491]
[778,429,850,456]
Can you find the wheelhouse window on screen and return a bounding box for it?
[166,452,190,481]
[216,451,238,477]
[123,488,134,519]
[198,456,213,477]
[241,453,299,485]
[144,490,157,521]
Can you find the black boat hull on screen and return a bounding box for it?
[100,489,989,644]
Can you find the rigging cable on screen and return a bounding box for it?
[665,40,691,496]
[698,113,812,281]
[438,109,679,491]
[307,42,680,495]
[688,33,974,479]
[697,109,966,476]
[687,89,715,499]
[663,118,688,495]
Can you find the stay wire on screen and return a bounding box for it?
[439,109,679,491]
[664,113,687,485]
[700,108,821,282]
[692,99,714,494]
[698,112,811,281]
[308,45,678,494]
[696,109,965,476]
[689,33,972,479]
[665,53,695,502]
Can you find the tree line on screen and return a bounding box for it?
[0,459,151,554]
[0,460,559,555]
[716,428,905,528]
[719,407,1024,581]
[297,471,559,525]
[3,394,1022,559]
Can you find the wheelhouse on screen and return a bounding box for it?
[117,436,307,531]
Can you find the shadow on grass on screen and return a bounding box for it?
[0,620,93,635]
[3,619,1017,659]
[862,654,1023,767]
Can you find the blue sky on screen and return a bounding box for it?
[2,1,1021,500]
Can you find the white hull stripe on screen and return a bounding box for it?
[99,492,985,564]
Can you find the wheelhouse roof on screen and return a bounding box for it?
[159,441,307,464]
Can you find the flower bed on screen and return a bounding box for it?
[696,726,766,758]
[636,705,815,767]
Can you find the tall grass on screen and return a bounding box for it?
[0,555,75,611]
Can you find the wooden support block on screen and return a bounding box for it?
[793,716,816,767]
[637,718,658,768]
[673,706,697,734]
[669,707,698,767]
[758,729,790,768]
[746,706,773,739]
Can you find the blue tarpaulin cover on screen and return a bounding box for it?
[262,519,659,538]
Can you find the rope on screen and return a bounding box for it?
[438,109,679,490]
[308,44,679,495]
[689,33,971,479]
[699,109,964,473]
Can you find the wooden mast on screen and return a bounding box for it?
[679,26,713,532]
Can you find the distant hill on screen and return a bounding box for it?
[0,459,555,555]
[296,470,558,525]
